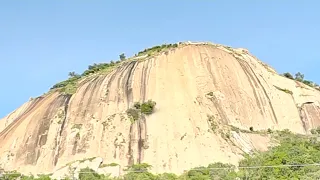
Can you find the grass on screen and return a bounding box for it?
[136,43,178,57]
[99,163,119,168]
[79,157,96,163]
[72,124,83,130]
[274,85,293,95]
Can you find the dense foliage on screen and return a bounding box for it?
[3,130,320,179]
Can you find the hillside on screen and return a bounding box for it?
[1,41,320,178]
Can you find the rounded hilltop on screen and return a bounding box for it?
[0,41,320,179]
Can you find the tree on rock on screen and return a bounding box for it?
[295,72,304,82]
[120,53,126,61]
[283,72,294,80]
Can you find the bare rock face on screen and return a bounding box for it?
[1,42,320,176]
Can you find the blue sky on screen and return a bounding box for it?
[0,1,319,118]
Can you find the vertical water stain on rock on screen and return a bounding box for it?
[127,124,134,166]
[53,95,71,166]
[236,58,278,124]
[18,95,68,165]
[0,97,44,139]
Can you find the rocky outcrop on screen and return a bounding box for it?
[1,42,320,176]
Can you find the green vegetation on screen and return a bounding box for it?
[283,72,294,80]
[126,100,156,123]
[99,163,119,168]
[5,132,320,179]
[126,108,140,123]
[207,115,218,132]
[119,53,126,61]
[49,43,182,95]
[51,61,121,95]
[0,171,52,180]
[79,157,96,163]
[140,100,156,115]
[239,130,320,179]
[310,127,320,134]
[136,43,178,57]
[78,167,112,180]
[274,85,293,95]
[282,72,320,89]
[51,76,81,95]
[72,124,83,130]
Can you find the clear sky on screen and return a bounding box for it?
[1,1,319,118]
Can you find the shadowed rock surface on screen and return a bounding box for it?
[1,42,320,175]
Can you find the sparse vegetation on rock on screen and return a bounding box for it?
[282,72,320,89]
[310,127,320,134]
[274,85,293,95]
[72,124,83,130]
[136,43,178,57]
[207,115,218,132]
[99,163,119,168]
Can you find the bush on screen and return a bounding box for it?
[140,100,156,115]
[124,163,156,180]
[283,72,294,79]
[78,167,111,180]
[126,108,140,122]
[249,127,254,132]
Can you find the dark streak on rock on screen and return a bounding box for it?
[241,60,279,124]
[75,76,99,118]
[140,60,150,102]
[139,115,147,163]
[59,95,72,136]
[82,76,105,117]
[0,97,44,139]
[23,95,67,165]
[127,124,134,166]
[298,102,316,133]
[105,67,122,102]
[116,62,133,107]
[124,61,138,108]
[237,60,265,116]
[53,94,72,166]
[209,96,229,124]
[72,134,80,155]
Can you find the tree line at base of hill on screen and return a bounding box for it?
[3,129,320,179]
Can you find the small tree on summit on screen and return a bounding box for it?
[295,72,304,82]
[68,71,79,78]
[119,53,126,61]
